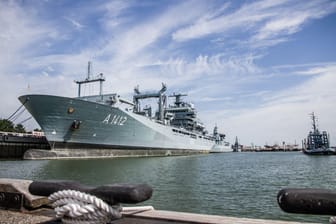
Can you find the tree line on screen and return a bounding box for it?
[0,119,26,133]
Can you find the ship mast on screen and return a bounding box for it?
[75,61,105,98]
[169,93,187,107]
[311,112,318,133]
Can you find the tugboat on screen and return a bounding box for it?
[232,136,241,152]
[302,112,335,155]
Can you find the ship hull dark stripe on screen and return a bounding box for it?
[23,142,209,159]
[52,141,207,151]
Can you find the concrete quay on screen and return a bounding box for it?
[0,132,49,159]
[0,208,319,224]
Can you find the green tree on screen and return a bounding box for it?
[15,124,26,133]
[0,119,27,133]
[0,119,15,132]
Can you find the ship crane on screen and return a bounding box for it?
[133,83,167,121]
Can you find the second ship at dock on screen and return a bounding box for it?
[19,63,231,159]
[302,112,335,155]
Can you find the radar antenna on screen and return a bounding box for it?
[134,85,140,94]
[169,93,187,107]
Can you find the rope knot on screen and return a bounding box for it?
[49,190,122,224]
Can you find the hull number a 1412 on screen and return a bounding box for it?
[102,114,127,126]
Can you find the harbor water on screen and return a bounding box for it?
[1,152,335,223]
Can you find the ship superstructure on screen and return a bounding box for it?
[19,62,232,158]
[302,112,335,155]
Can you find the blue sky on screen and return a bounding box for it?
[1,0,336,146]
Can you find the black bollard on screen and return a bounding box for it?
[277,188,336,215]
[29,180,153,205]
[90,184,153,204]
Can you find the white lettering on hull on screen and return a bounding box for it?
[102,114,127,126]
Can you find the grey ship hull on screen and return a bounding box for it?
[303,147,336,155]
[19,95,225,157]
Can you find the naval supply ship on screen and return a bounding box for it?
[19,62,231,158]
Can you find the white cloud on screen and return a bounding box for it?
[166,53,259,76]
[252,1,336,45]
[155,53,263,97]
[0,0,335,142]
[172,0,336,50]
[254,16,306,41]
[65,17,84,30]
[98,0,209,63]
[204,65,336,146]
[0,1,80,123]
[0,2,49,73]
[172,0,288,42]
[295,66,336,76]
[97,0,134,29]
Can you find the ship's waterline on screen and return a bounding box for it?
[23,148,210,160]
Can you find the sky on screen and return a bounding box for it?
[1,0,336,146]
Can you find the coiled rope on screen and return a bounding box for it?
[48,190,122,224]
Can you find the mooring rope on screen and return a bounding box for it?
[17,116,32,125]
[7,99,28,121]
[48,190,122,224]
[8,107,26,122]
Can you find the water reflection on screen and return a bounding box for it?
[1,152,336,223]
